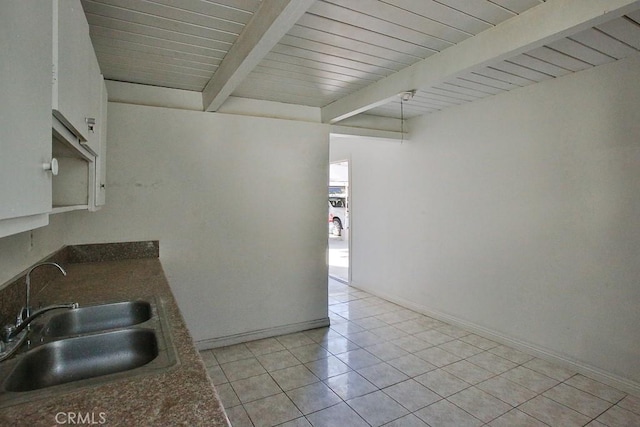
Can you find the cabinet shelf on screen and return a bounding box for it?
[51,205,89,215]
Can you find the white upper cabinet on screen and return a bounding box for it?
[52,0,97,147]
[0,1,54,238]
[1,0,107,239]
[51,0,107,213]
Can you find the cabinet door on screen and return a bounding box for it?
[96,79,108,207]
[82,50,103,156]
[89,78,107,211]
[52,0,94,142]
[0,1,53,237]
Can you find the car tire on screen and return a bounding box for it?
[332,218,342,236]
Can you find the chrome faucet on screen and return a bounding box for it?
[3,302,78,342]
[0,262,78,362]
[24,262,67,319]
[0,303,78,362]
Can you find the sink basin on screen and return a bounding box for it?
[43,301,152,337]
[4,329,158,392]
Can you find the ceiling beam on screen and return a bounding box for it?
[321,0,640,124]
[202,0,315,112]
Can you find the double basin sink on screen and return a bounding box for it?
[0,298,177,406]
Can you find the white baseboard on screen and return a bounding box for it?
[195,317,331,351]
[350,280,640,396]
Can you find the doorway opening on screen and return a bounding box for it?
[328,161,349,284]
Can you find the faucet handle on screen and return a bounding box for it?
[16,307,28,326]
[2,324,17,342]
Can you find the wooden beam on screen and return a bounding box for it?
[321,0,640,123]
[202,0,315,112]
[330,125,406,142]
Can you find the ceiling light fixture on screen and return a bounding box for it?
[400,90,416,102]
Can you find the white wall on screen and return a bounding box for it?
[65,103,330,343]
[0,215,67,286]
[332,55,640,391]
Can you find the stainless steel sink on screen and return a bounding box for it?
[0,297,177,407]
[42,301,152,337]
[4,329,158,392]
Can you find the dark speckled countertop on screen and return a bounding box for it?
[0,254,230,426]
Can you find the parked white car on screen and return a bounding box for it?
[328,196,348,236]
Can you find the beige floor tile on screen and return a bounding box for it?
[564,374,627,403]
[543,383,612,417]
[389,335,432,353]
[414,369,470,397]
[257,349,301,372]
[306,402,369,427]
[289,343,330,363]
[414,329,457,346]
[376,309,421,324]
[348,390,409,426]
[357,362,410,389]
[386,353,437,377]
[467,351,518,374]
[488,345,535,364]
[286,382,342,414]
[523,358,576,381]
[414,346,463,367]
[245,337,286,356]
[199,349,218,367]
[244,393,302,427]
[415,400,483,427]
[500,366,559,393]
[382,414,429,426]
[383,379,441,411]
[215,382,241,409]
[322,336,360,354]
[618,394,640,415]
[459,334,499,350]
[352,316,388,330]
[206,364,228,386]
[224,405,254,427]
[279,417,312,427]
[488,409,548,427]
[343,330,381,347]
[221,357,266,382]
[436,324,472,338]
[271,365,319,391]
[338,307,371,320]
[303,327,342,344]
[231,373,282,403]
[276,332,316,349]
[519,395,591,427]
[438,340,485,358]
[331,321,365,335]
[221,281,635,427]
[370,325,408,341]
[596,405,640,427]
[336,348,382,369]
[476,376,537,406]
[442,360,495,384]
[304,355,351,379]
[364,342,409,360]
[213,343,253,364]
[393,318,434,334]
[324,371,378,400]
[448,386,512,423]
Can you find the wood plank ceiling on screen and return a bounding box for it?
[82,0,640,123]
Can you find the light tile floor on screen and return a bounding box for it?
[200,279,639,427]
